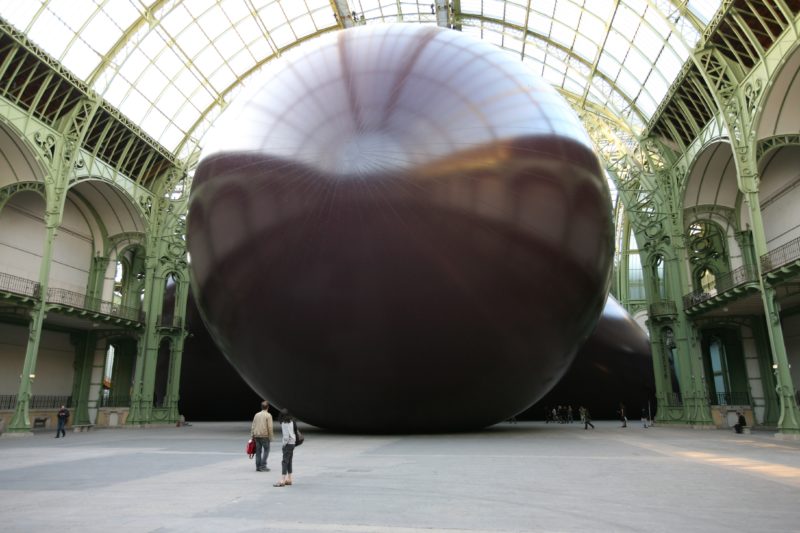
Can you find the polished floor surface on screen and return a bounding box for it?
[1,420,799,532]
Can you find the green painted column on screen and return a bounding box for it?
[7,222,58,433]
[645,323,672,422]
[165,332,186,423]
[743,189,800,435]
[86,255,110,303]
[69,331,97,426]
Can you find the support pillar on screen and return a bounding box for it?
[743,190,800,436]
[6,222,58,434]
[69,331,96,426]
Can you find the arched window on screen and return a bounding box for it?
[687,221,728,293]
[161,273,177,326]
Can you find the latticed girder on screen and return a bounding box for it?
[579,110,667,242]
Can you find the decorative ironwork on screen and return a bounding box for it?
[683,263,758,309]
[99,393,130,408]
[156,315,183,329]
[46,287,141,322]
[710,391,751,406]
[0,271,40,298]
[761,235,800,273]
[649,300,677,319]
[1,395,75,410]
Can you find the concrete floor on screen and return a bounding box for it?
[1,421,799,532]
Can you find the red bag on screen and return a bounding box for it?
[246,438,255,457]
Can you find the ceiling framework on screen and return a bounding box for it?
[646,0,800,150]
[2,0,792,199]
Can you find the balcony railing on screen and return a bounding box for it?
[649,300,677,318]
[761,235,800,272]
[46,287,141,322]
[99,393,130,408]
[156,314,183,329]
[0,395,72,410]
[683,263,758,309]
[0,271,40,298]
[710,391,751,406]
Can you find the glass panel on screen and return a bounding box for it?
[0,0,717,156]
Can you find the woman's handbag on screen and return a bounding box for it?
[246,438,256,458]
[293,421,304,446]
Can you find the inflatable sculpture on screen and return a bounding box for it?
[187,24,614,431]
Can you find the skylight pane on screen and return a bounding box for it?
[141,67,172,103]
[178,25,208,59]
[311,8,335,29]
[27,10,72,57]
[504,3,526,26]
[83,12,123,54]
[62,39,101,79]
[141,110,170,140]
[484,0,506,19]
[597,52,621,80]
[160,4,192,36]
[119,89,150,123]
[0,1,41,30]
[613,4,640,41]
[578,13,606,44]
[573,34,598,62]
[270,24,295,48]
[282,0,308,19]
[550,21,575,48]
[554,1,581,27]
[616,67,641,100]
[528,12,551,36]
[292,14,316,37]
[604,30,629,61]
[688,0,721,24]
[159,124,184,152]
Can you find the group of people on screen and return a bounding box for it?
[544,405,595,429]
[250,401,299,487]
[545,404,575,423]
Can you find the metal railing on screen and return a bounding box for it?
[46,287,141,322]
[156,314,183,329]
[0,394,16,409]
[0,395,73,410]
[649,300,677,318]
[99,393,130,408]
[761,235,800,272]
[0,271,40,298]
[683,263,759,309]
[711,391,751,406]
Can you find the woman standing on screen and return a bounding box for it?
[274,409,295,487]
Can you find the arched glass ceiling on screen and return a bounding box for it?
[0,0,720,160]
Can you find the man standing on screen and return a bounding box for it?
[251,400,273,472]
[55,405,69,438]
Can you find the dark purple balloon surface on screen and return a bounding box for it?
[187,24,613,432]
[528,295,655,420]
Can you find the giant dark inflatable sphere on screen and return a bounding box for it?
[528,295,655,420]
[187,24,614,432]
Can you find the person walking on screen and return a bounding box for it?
[55,405,69,438]
[274,409,296,487]
[250,400,273,472]
[618,402,627,428]
[582,406,595,429]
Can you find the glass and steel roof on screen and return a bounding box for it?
[0,0,721,161]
